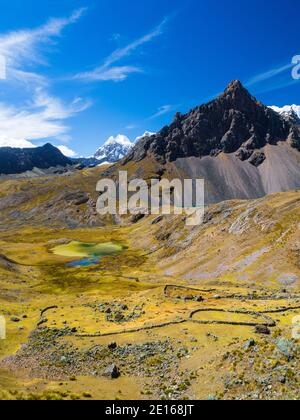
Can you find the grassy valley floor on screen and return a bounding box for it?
[0,180,299,400]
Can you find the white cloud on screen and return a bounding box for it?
[57,145,77,157]
[125,124,138,130]
[76,66,141,82]
[33,88,91,120]
[149,104,174,119]
[244,61,300,94]
[104,134,133,147]
[246,63,293,87]
[0,136,36,148]
[0,8,86,81]
[252,78,299,95]
[74,17,168,83]
[0,10,90,148]
[103,18,167,68]
[8,69,48,87]
[0,89,91,142]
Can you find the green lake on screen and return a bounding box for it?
[51,241,124,267]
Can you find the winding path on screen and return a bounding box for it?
[189,308,276,327]
[35,285,300,337]
[164,284,300,301]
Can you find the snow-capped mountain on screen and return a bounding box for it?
[94,135,134,164]
[93,132,156,164]
[269,105,300,124]
[135,131,156,143]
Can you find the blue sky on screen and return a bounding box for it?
[0,0,299,157]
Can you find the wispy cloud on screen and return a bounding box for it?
[125,124,139,130]
[244,60,299,95]
[74,17,169,82]
[251,78,299,95]
[0,89,91,142]
[0,8,86,84]
[149,104,175,120]
[75,65,142,82]
[245,63,293,87]
[0,9,90,147]
[103,18,167,68]
[125,103,177,132]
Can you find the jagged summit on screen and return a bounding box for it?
[219,79,261,108]
[124,81,300,166]
[94,135,134,164]
[223,79,248,95]
[226,79,243,88]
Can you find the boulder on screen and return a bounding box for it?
[103,364,120,379]
[255,325,271,335]
[244,339,256,350]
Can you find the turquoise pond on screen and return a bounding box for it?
[51,241,124,267]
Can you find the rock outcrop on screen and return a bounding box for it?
[124,81,300,165]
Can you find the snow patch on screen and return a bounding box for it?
[135,131,156,143]
[269,105,300,122]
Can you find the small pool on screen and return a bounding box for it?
[51,241,124,267]
[65,258,99,267]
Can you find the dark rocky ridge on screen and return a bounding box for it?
[124,81,300,167]
[0,143,71,175]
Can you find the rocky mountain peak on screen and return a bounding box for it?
[223,79,247,95]
[123,81,300,166]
